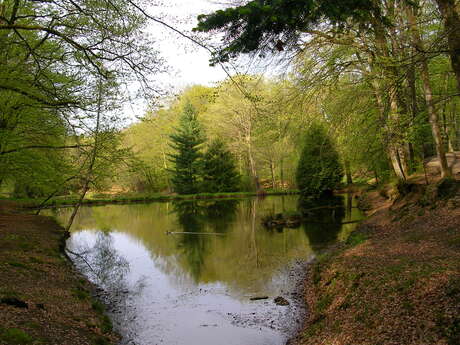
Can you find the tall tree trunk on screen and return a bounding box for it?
[406,53,418,172]
[270,160,276,189]
[407,6,452,178]
[344,159,353,185]
[371,17,409,180]
[280,158,284,190]
[435,0,460,91]
[246,135,260,192]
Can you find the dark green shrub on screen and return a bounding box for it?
[296,124,343,197]
[201,139,240,192]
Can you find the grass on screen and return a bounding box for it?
[3,189,300,209]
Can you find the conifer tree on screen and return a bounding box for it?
[202,139,241,193]
[169,102,205,194]
[296,124,343,197]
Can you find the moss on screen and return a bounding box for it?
[94,336,110,345]
[7,262,29,269]
[29,256,44,264]
[72,287,89,300]
[101,315,113,333]
[316,293,333,313]
[0,328,34,344]
[0,288,20,299]
[346,232,367,246]
[303,318,324,338]
[91,300,105,313]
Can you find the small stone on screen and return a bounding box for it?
[274,296,290,306]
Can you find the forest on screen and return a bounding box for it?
[1,1,460,345]
[1,0,460,201]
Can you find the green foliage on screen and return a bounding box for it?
[194,0,382,64]
[202,139,241,193]
[296,124,343,197]
[169,102,206,194]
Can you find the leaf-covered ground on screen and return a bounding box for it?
[0,204,118,345]
[293,185,460,345]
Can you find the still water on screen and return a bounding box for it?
[49,195,362,345]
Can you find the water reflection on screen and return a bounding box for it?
[298,195,346,252]
[69,232,130,293]
[173,201,208,281]
[52,195,363,345]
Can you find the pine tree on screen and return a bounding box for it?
[296,124,343,197]
[169,102,205,194]
[201,139,241,193]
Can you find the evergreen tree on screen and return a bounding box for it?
[202,139,241,193]
[169,102,205,194]
[296,124,343,197]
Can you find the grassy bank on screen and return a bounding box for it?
[292,180,460,345]
[3,190,300,209]
[0,206,118,345]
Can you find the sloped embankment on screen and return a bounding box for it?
[0,205,118,345]
[292,181,460,345]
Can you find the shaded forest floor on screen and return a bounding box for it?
[292,178,460,345]
[0,203,118,345]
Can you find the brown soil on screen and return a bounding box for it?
[0,206,118,345]
[292,181,460,345]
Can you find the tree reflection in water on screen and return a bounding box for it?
[298,195,346,253]
[172,200,239,281]
[68,232,132,294]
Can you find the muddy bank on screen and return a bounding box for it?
[291,183,460,345]
[0,204,118,345]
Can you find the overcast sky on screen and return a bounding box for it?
[121,0,229,121]
[150,0,229,87]
[123,0,285,122]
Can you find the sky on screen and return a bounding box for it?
[122,0,230,121]
[149,0,229,87]
[123,0,285,123]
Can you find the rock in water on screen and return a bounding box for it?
[274,296,290,306]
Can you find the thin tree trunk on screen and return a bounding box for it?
[246,135,260,192]
[344,159,353,185]
[406,54,418,172]
[270,160,276,189]
[435,0,460,91]
[65,82,102,232]
[280,158,284,190]
[407,6,451,178]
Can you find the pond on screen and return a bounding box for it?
[48,194,363,345]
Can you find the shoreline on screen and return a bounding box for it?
[0,205,119,345]
[3,190,300,210]
[290,181,460,345]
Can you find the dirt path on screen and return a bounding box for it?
[426,151,460,176]
[0,206,118,345]
[291,185,460,345]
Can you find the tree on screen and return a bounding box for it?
[202,139,241,193]
[169,102,205,194]
[434,0,460,92]
[194,0,382,64]
[296,124,343,197]
[194,0,456,182]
